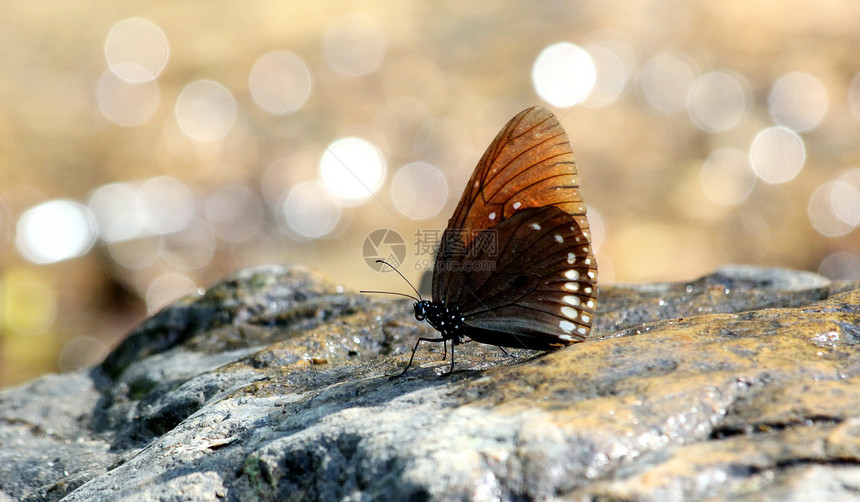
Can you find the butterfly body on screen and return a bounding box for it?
[413,300,466,344]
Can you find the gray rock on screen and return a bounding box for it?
[1,264,859,501]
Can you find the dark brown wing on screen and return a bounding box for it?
[437,206,597,349]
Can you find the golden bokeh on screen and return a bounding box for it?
[2,0,860,387]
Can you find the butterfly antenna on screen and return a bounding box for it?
[359,260,423,302]
[359,290,420,301]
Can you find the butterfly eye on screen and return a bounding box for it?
[413,301,427,321]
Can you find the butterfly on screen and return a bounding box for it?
[365,106,597,375]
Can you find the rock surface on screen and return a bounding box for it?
[1,264,859,501]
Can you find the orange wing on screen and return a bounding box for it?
[446,106,590,243]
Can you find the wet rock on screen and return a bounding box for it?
[1,264,859,501]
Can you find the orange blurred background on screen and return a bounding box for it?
[2,1,859,387]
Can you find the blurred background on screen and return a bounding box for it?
[2,1,860,388]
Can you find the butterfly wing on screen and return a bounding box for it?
[432,106,597,348]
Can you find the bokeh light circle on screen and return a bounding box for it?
[88,182,144,242]
[836,167,860,219]
[830,176,860,227]
[96,70,161,127]
[175,80,237,142]
[768,71,829,132]
[16,200,98,264]
[749,126,806,184]
[390,162,449,220]
[532,42,597,107]
[139,176,194,234]
[104,17,169,83]
[4,275,57,335]
[582,42,630,108]
[282,180,342,239]
[807,181,860,237]
[319,137,386,205]
[686,71,749,132]
[638,53,696,115]
[819,252,860,280]
[249,50,312,114]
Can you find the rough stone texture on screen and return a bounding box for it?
[1,264,859,501]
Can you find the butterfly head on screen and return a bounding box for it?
[413,300,431,321]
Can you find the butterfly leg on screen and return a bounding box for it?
[445,342,456,375]
[442,340,448,360]
[393,336,446,378]
[498,346,516,358]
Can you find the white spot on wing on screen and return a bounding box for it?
[554,234,563,243]
[584,286,592,294]
[488,211,496,221]
[530,223,541,230]
[564,270,579,280]
[559,334,574,341]
[513,201,521,209]
[581,314,591,323]
[564,282,579,291]
[563,295,580,306]
[561,306,579,319]
[559,320,575,333]
[587,271,595,279]
[586,300,594,309]
[567,252,576,264]
[577,327,588,335]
